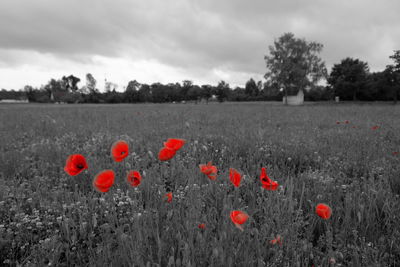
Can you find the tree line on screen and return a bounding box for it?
[1,33,399,104]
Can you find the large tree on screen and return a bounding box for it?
[328,58,369,101]
[124,80,140,103]
[245,78,259,97]
[264,32,327,104]
[387,50,400,104]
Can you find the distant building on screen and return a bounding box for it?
[0,99,29,103]
[283,89,304,105]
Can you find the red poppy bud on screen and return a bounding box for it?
[316,203,332,219]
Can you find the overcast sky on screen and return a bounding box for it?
[0,0,399,91]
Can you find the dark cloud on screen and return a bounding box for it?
[0,0,399,89]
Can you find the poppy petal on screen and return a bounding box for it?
[93,170,115,193]
[158,147,176,161]
[164,138,186,151]
[229,168,242,187]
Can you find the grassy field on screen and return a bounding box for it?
[0,102,400,266]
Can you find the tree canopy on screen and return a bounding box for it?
[264,32,327,104]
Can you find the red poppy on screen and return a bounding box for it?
[393,152,399,156]
[260,167,279,191]
[127,170,141,187]
[158,147,176,161]
[93,170,115,193]
[315,203,332,219]
[344,120,350,124]
[270,235,282,246]
[199,161,218,180]
[229,168,242,187]
[230,210,249,231]
[371,126,379,130]
[336,121,340,125]
[163,138,186,151]
[111,140,129,162]
[165,192,173,203]
[64,154,88,176]
[198,223,206,229]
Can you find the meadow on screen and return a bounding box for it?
[0,102,399,266]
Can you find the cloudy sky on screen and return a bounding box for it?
[0,0,399,91]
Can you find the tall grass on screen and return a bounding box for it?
[0,102,399,266]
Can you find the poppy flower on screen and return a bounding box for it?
[93,170,115,193]
[111,140,129,162]
[315,203,332,219]
[270,235,282,246]
[230,210,249,231]
[344,120,350,124]
[199,161,218,180]
[371,126,379,130]
[127,170,141,187]
[229,168,242,187]
[64,154,88,176]
[163,138,186,151]
[260,167,279,191]
[164,192,173,203]
[198,223,206,229]
[393,152,399,156]
[158,147,176,161]
[336,121,340,125]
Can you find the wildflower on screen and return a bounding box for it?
[392,152,399,156]
[315,203,332,219]
[230,210,249,231]
[229,168,242,187]
[270,235,282,245]
[64,154,88,176]
[164,192,173,203]
[93,170,115,193]
[163,138,186,151]
[111,140,129,162]
[336,121,340,124]
[344,120,350,124]
[158,147,176,161]
[260,167,279,191]
[371,126,379,130]
[198,223,206,229]
[127,170,142,187]
[199,161,218,180]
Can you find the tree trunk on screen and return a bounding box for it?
[284,89,288,105]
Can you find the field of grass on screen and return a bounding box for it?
[0,102,400,266]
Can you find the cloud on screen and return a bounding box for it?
[0,0,399,89]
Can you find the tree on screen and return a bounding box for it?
[328,58,369,101]
[245,78,259,97]
[24,85,36,102]
[215,80,230,102]
[105,81,118,92]
[181,80,193,100]
[62,75,81,92]
[125,80,140,103]
[387,50,400,104]
[200,85,212,103]
[264,32,327,104]
[86,73,97,93]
